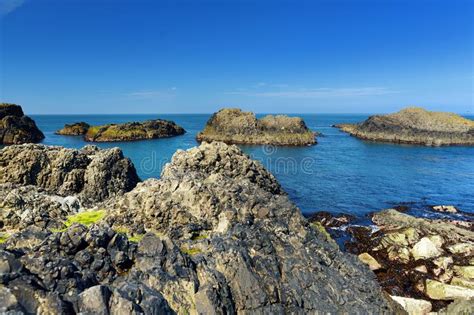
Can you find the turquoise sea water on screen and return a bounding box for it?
[20,114,474,217]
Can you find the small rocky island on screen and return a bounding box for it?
[197,108,317,146]
[0,103,44,144]
[336,107,474,146]
[0,142,397,314]
[76,119,186,142]
[55,122,90,135]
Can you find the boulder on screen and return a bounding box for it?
[411,237,442,260]
[77,285,111,315]
[55,122,90,135]
[358,252,382,270]
[196,108,316,146]
[0,144,139,206]
[0,103,44,144]
[432,205,458,213]
[390,296,432,315]
[425,279,474,300]
[84,119,185,142]
[336,107,474,146]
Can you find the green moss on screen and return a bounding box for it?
[129,234,145,243]
[310,222,337,246]
[113,226,145,243]
[64,210,106,227]
[180,246,202,256]
[191,233,208,241]
[0,233,10,244]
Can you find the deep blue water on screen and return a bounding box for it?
[17,114,474,217]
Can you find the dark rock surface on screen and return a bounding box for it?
[0,103,44,144]
[197,108,316,146]
[84,119,185,142]
[55,122,90,136]
[0,141,396,314]
[336,107,474,146]
[0,144,139,206]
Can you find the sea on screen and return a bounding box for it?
[18,114,474,219]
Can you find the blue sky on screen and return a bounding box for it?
[0,0,472,114]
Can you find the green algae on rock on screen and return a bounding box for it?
[196,108,317,146]
[0,103,44,144]
[84,119,185,142]
[336,107,474,146]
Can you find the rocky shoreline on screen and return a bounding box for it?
[336,107,474,146]
[0,142,398,314]
[309,207,474,313]
[55,122,90,136]
[0,103,44,144]
[197,108,317,146]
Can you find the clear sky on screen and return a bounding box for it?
[0,0,472,114]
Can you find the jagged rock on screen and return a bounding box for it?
[0,144,139,206]
[390,296,432,315]
[77,285,111,315]
[0,103,44,144]
[336,107,474,146]
[104,141,393,313]
[84,119,185,142]
[55,122,90,136]
[196,108,316,146]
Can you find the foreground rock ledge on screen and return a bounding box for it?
[84,119,186,142]
[336,107,474,146]
[0,142,395,314]
[197,108,317,146]
[0,103,44,144]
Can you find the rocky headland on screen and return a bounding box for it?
[0,142,398,314]
[336,107,474,146]
[310,208,474,313]
[196,108,317,146]
[0,103,44,144]
[82,119,186,142]
[55,122,90,136]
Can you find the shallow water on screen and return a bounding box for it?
[12,114,474,216]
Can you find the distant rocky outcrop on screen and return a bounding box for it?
[0,144,139,206]
[84,119,185,142]
[336,107,474,146]
[55,122,90,135]
[197,108,316,146]
[330,209,474,313]
[0,142,396,314]
[0,103,44,144]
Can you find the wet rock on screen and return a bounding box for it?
[0,103,44,144]
[196,108,316,146]
[390,296,432,315]
[55,122,90,136]
[0,144,139,206]
[84,119,185,142]
[336,107,474,146]
[307,211,355,228]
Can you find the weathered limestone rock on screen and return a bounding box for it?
[197,108,316,146]
[425,279,474,300]
[0,144,139,205]
[411,237,442,260]
[336,107,474,146]
[0,103,44,144]
[432,205,458,213]
[358,252,382,270]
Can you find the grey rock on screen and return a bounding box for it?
[77,285,111,315]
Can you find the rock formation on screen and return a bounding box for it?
[55,122,90,135]
[0,103,44,144]
[336,107,474,146]
[0,144,139,206]
[197,108,316,146]
[84,119,185,142]
[0,142,396,314]
[322,209,474,312]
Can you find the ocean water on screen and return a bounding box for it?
[15,114,474,217]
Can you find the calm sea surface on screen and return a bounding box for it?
[20,114,474,217]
